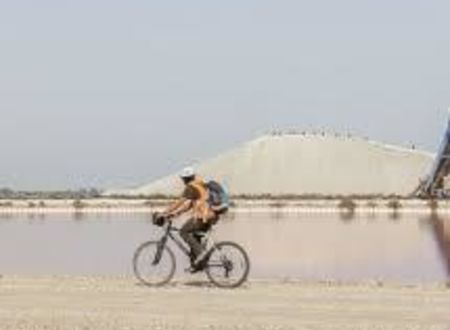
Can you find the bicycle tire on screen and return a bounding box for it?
[133,241,176,287]
[205,241,250,289]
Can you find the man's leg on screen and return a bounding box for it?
[180,218,205,260]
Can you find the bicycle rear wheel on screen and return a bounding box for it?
[205,241,250,288]
[133,241,176,287]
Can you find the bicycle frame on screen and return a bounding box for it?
[151,220,237,276]
[134,218,250,288]
[156,220,210,256]
[161,221,191,256]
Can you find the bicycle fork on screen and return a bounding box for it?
[152,235,168,265]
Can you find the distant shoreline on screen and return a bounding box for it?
[0,198,448,215]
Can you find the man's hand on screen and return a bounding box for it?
[152,212,167,226]
[162,198,193,219]
[161,212,176,219]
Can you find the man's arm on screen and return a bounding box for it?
[162,198,192,218]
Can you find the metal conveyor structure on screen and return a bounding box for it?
[418,116,450,198]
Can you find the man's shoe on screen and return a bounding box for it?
[187,265,203,274]
[185,261,205,274]
[191,250,209,272]
[185,257,207,274]
[189,252,196,264]
[185,252,200,273]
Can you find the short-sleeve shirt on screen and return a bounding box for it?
[182,184,201,201]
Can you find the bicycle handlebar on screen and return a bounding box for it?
[158,219,180,232]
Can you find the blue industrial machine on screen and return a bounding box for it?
[418,115,450,197]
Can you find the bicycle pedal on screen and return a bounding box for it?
[185,266,202,274]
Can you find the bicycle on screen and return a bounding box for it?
[133,214,250,288]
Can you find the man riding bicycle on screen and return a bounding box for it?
[134,170,249,287]
[159,167,226,271]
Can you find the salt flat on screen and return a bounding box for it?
[1,276,449,330]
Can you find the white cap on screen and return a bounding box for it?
[180,166,196,178]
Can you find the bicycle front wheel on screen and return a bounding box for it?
[133,241,176,287]
[205,241,250,288]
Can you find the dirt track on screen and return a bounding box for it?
[1,276,450,330]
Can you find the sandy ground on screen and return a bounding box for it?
[1,276,450,330]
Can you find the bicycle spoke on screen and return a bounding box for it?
[133,241,176,287]
[206,242,250,288]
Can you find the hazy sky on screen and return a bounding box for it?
[1,0,450,190]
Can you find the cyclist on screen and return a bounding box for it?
[160,167,219,271]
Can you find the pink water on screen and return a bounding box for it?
[0,212,448,282]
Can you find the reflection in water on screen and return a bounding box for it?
[429,215,450,277]
[26,213,47,223]
[73,211,87,222]
[388,211,402,221]
[339,210,356,222]
[0,212,449,282]
[0,213,13,221]
[268,204,286,220]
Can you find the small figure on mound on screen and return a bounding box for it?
[160,167,229,272]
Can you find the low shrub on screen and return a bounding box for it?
[270,201,286,208]
[338,198,357,211]
[73,199,86,209]
[387,199,402,211]
[143,200,154,207]
[366,200,378,209]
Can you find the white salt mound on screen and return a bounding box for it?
[110,133,433,197]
